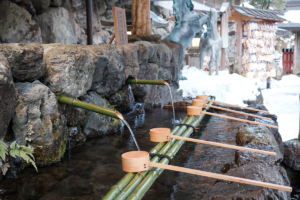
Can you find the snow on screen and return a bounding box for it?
[179,66,300,141]
[282,10,300,23]
[153,1,210,11]
[240,2,255,9]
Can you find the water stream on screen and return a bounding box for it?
[121,119,140,151]
[166,84,175,123]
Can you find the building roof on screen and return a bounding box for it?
[232,5,286,22]
[277,22,300,31]
[283,0,300,11]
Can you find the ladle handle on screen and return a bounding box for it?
[202,111,278,129]
[170,135,276,156]
[209,100,269,114]
[149,162,292,192]
[206,104,272,121]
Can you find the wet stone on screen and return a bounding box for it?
[283,139,300,171]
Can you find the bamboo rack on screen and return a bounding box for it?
[102,97,215,200]
[125,79,168,85]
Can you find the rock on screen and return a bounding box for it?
[80,92,122,138]
[0,53,16,140]
[135,41,157,65]
[236,125,283,164]
[109,85,135,113]
[202,162,290,200]
[62,105,85,127]
[0,43,46,82]
[58,175,93,197]
[0,0,42,43]
[37,7,77,44]
[50,0,62,7]
[126,103,145,118]
[93,30,111,44]
[162,39,183,82]
[283,139,300,171]
[128,34,162,43]
[32,0,50,14]
[117,43,139,79]
[4,156,23,178]
[88,44,124,98]
[155,43,172,68]
[13,80,67,166]
[42,44,95,98]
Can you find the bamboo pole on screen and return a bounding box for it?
[149,162,292,192]
[210,99,269,114]
[125,79,168,85]
[202,111,278,129]
[127,111,209,199]
[57,96,123,119]
[103,116,190,200]
[206,104,272,121]
[170,135,276,156]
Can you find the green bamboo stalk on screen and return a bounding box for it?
[57,96,122,119]
[125,79,168,85]
[102,116,189,200]
[126,98,214,200]
[113,116,196,200]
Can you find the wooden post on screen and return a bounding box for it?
[131,0,151,35]
[220,48,226,70]
[236,14,243,75]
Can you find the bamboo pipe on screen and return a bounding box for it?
[125,79,168,85]
[192,99,272,121]
[149,128,276,156]
[196,95,270,114]
[187,106,278,129]
[121,151,292,192]
[56,96,124,120]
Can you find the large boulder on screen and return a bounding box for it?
[50,0,62,7]
[37,7,77,44]
[283,139,300,171]
[236,125,283,165]
[0,43,46,82]
[202,161,290,199]
[0,0,42,43]
[0,53,16,140]
[80,92,122,138]
[88,45,124,98]
[13,80,67,166]
[42,44,95,98]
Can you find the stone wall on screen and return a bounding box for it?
[0,38,183,167]
[0,0,174,45]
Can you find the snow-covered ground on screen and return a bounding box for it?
[179,66,300,141]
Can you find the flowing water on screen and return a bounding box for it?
[166,85,175,123]
[0,109,298,199]
[121,119,140,151]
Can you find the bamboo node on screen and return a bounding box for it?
[112,185,122,192]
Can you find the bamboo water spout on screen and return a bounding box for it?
[125,79,168,85]
[192,99,272,121]
[196,95,270,114]
[121,151,292,192]
[187,106,278,129]
[56,96,123,119]
[149,128,276,156]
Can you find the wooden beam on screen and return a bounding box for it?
[131,0,151,35]
[236,13,242,75]
[220,48,226,70]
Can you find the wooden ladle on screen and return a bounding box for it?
[121,151,291,192]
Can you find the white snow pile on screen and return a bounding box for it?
[262,75,300,141]
[179,66,300,141]
[179,66,263,106]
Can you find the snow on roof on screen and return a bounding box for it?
[282,10,300,23]
[153,1,210,12]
